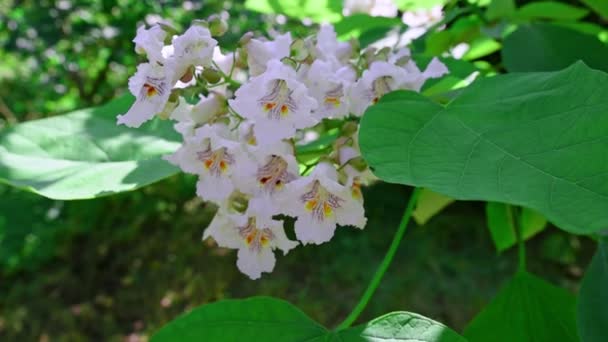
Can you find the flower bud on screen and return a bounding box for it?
[157,91,180,120]
[347,156,368,172]
[179,65,195,83]
[281,56,298,70]
[238,31,254,47]
[202,67,222,84]
[228,191,250,214]
[191,19,209,28]
[341,121,359,137]
[208,14,228,37]
[290,38,308,61]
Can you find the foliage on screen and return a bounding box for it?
[1,0,607,340]
[0,95,180,199]
[359,63,608,234]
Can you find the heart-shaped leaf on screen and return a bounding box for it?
[502,23,608,73]
[359,62,608,234]
[151,296,466,341]
[485,203,547,252]
[0,95,180,200]
[464,272,578,342]
[151,297,328,342]
[338,311,466,342]
[577,236,608,342]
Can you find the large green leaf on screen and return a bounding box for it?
[577,237,608,342]
[244,0,342,23]
[151,297,466,341]
[412,188,455,225]
[485,203,547,252]
[514,2,589,20]
[339,312,466,342]
[502,23,608,73]
[464,271,578,342]
[359,62,608,234]
[580,0,608,19]
[151,297,328,342]
[0,95,180,200]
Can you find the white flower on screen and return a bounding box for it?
[229,60,318,146]
[234,142,299,217]
[170,93,227,137]
[343,0,398,17]
[315,24,352,63]
[304,59,356,120]
[349,58,448,116]
[164,124,241,202]
[133,24,166,63]
[349,61,408,116]
[246,32,292,76]
[281,162,366,245]
[173,25,217,68]
[402,5,443,29]
[117,63,173,127]
[203,207,298,279]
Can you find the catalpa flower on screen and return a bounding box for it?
[349,58,447,116]
[234,142,300,217]
[170,93,227,137]
[281,162,366,245]
[203,207,298,279]
[229,60,318,146]
[304,59,356,120]
[133,24,167,63]
[315,24,352,63]
[170,25,218,79]
[246,32,292,76]
[117,62,173,127]
[164,124,241,202]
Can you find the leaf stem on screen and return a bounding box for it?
[335,187,421,330]
[510,205,526,272]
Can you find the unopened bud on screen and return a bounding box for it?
[281,57,298,70]
[347,156,368,172]
[158,22,179,45]
[191,19,209,28]
[157,92,180,120]
[290,38,308,61]
[235,48,248,69]
[208,14,228,37]
[228,191,249,214]
[341,121,359,137]
[394,55,411,67]
[238,31,254,47]
[202,67,222,84]
[180,65,195,83]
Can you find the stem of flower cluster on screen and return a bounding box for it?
[335,187,421,330]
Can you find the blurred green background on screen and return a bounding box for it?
[0,0,595,341]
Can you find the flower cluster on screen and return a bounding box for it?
[118,17,447,279]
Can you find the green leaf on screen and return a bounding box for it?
[244,0,342,23]
[396,0,448,10]
[502,23,608,73]
[339,312,466,341]
[151,296,465,342]
[359,62,608,234]
[485,203,547,252]
[152,297,328,342]
[413,188,455,225]
[334,14,401,39]
[580,0,608,19]
[464,272,578,342]
[486,0,516,21]
[0,95,180,200]
[515,2,589,20]
[577,237,608,342]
